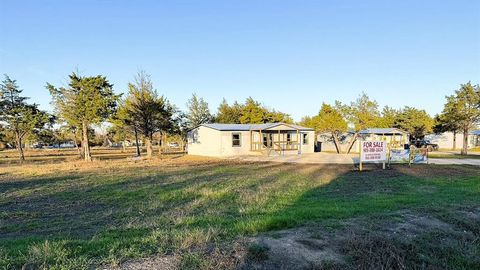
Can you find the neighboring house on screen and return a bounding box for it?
[187,123,315,157]
[317,128,409,153]
[425,130,480,150]
[359,128,409,149]
[470,130,480,148]
[425,132,463,150]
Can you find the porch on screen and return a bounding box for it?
[249,124,306,156]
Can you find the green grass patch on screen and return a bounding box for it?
[0,157,479,269]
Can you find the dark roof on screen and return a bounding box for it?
[359,128,408,135]
[470,130,480,135]
[200,123,314,131]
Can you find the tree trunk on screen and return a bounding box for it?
[73,130,83,158]
[452,130,456,150]
[82,121,92,161]
[145,136,153,158]
[122,140,126,153]
[158,132,162,155]
[345,132,358,154]
[332,132,342,154]
[15,132,25,162]
[461,128,468,155]
[134,125,141,157]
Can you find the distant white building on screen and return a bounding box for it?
[187,123,315,157]
[425,130,480,150]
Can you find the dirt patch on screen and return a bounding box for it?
[389,213,457,239]
[242,227,344,270]
[100,256,179,270]
[241,209,480,270]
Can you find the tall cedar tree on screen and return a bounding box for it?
[0,75,52,161]
[443,82,480,155]
[47,73,119,161]
[433,111,462,150]
[393,107,433,139]
[185,93,213,130]
[216,99,242,123]
[121,71,176,158]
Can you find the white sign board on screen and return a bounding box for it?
[361,141,387,162]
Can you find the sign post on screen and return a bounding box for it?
[359,139,363,171]
[359,141,387,171]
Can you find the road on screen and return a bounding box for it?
[232,152,480,166]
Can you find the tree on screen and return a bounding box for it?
[120,71,176,158]
[298,116,315,128]
[185,93,213,130]
[216,97,292,124]
[314,103,348,153]
[393,107,433,140]
[0,75,52,161]
[433,111,461,150]
[216,99,243,124]
[113,98,141,156]
[442,82,480,155]
[378,106,399,128]
[47,73,119,161]
[240,97,267,124]
[336,93,381,153]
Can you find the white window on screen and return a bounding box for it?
[232,133,241,147]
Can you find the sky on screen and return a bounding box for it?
[1,0,479,121]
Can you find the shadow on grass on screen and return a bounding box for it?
[1,161,479,269]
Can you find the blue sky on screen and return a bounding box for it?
[1,0,479,121]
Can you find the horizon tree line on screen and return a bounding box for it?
[0,72,479,161]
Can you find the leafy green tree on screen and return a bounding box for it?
[216,97,292,124]
[216,99,243,124]
[442,82,480,155]
[393,106,433,140]
[240,97,267,124]
[113,98,141,156]
[47,72,119,161]
[120,71,176,158]
[433,111,461,150]
[266,109,293,124]
[0,75,52,161]
[377,106,399,128]
[336,93,381,153]
[315,103,348,153]
[185,93,213,130]
[298,116,315,128]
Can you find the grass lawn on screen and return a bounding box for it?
[0,149,479,269]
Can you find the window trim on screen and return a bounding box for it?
[232,132,241,147]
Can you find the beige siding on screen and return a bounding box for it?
[219,131,253,156]
[300,130,315,154]
[188,126,314,157]
[187,127,222,156]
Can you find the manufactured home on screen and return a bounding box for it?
[317,128,409,153]
[426,130,480,150]
[187,123,315,157]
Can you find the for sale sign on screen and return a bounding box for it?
[360,141,386,162]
